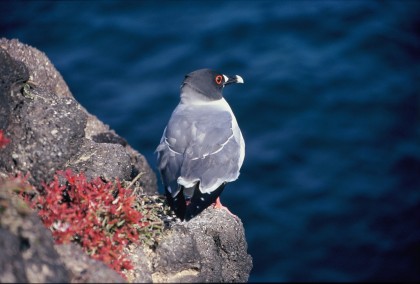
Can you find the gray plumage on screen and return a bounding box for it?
[156,68,245,220]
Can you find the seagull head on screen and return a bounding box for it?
[180,68,244,102]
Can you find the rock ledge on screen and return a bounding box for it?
[0,38,252,283]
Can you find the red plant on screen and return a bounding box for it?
[0,130,10,148]
[28,169,146,276]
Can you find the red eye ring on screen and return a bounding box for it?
[215,75,223,85]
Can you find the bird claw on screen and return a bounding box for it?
[213,197,239,220]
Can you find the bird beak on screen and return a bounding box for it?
[224,74,244,85]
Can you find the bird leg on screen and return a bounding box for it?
[213,197,238,219]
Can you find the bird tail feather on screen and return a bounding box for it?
[184,183,225,221]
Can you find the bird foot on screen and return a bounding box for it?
[213,197,239,220]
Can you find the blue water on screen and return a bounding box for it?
[1,0,419,281]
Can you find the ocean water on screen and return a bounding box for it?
[1,0,419,282]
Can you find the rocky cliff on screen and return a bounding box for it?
[0,38,252,283]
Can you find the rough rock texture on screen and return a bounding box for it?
[0,38,157,192]
[124,205,252,283]
[0,38,252,283]
[0,190,70,283]
[150,208,252,283]
[54,243,126,283]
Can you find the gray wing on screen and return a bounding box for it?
[156,104,242,195]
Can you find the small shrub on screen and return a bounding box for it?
[28,169,147,276]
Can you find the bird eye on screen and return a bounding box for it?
[215,75,223,85]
